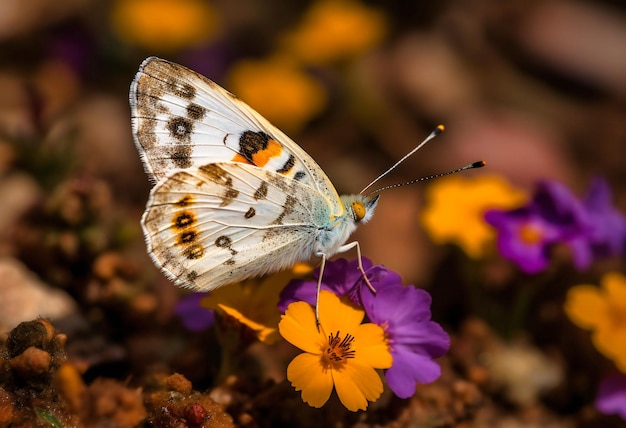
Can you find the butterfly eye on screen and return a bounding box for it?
[351,201,366,222]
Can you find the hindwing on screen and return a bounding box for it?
[142,162,334,291]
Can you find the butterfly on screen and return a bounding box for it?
[130,57,383,311]
[130,57,484,317]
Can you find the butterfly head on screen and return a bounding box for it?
[344,194,379,224]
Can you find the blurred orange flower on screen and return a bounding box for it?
[201,272,291,345]
[227,56,327,133]
[281,0,387,64]
[110,0,218,52]
[420,175,528,258]
[565,272,626,372]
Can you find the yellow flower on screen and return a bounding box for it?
[279,291,392,411]
[420,175,528,258]
[227,56,327,134]
[281,0,387,64]
[201,272,291,345]
[565,272,626,371]
[110,0,218,52]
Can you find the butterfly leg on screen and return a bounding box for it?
[314,252,328,329]
[334,241,377,294]
[314,242,376,329]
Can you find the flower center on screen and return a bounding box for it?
[518,222,543,244]
[323,331,356,366]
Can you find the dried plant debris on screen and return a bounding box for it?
[0,319,234,427]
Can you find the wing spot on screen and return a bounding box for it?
[294,171,307,181]
[170,146,192,168]
[237,131,282,167]
[254,182,268,200]
[178,230,197,244]
[199,164,232,186]
[244,207,256,219]
[199,164,238,206]
[274,195,297,224]
[277,155,295,174]
[223,259,236,265]
[174,211,196,229]
[215,235,232,248]
[186,102,207,120]
[183,244,204,260]
[176,195,193,207]
[239,131,269,159]
[222,188,239,206]
[167,78,196,99]
[167,116,193,140]
[165,117,193,168]
[215,235,238,256]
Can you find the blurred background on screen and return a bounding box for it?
[0,0,625,426]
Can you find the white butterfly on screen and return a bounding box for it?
[130,57,482,315]
[130,57,380,308]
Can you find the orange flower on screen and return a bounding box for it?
[420,175,527,258]
[227,56,327,133]
[281,0,387,64]
[565,272,626,371]
[279,291,392,411]
[111,0,218,52]
[201,272,290,345]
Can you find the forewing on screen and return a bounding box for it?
[130,57,343,214]
[142,162,332,291]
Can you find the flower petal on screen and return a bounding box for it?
[564,285,607,329]
[603,272,626,308]
[279,301,324,354]
[318,291,364,335]
[595,373,626,420]
[333,362,383,411]
[592,328,626,367]
[175,293,215,331]
[278,279,318,311]
[385,346,443,398]
[218,304,278,344]
[352,323,392,369]
[287,353,333,408]
[395,321,451,358]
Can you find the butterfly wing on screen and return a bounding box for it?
[142,162,332,291]
[130,56,343,215]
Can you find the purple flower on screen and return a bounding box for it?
[361,279,450,398]
[595,372,626,420]
[279,258,449,398]
[279,258,374,311]
[175,293,215,332]
[180,38,234,83]
[583,177,626,258]
[485,180,593,274]
[46,24,95,77]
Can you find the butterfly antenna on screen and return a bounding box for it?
[360,125,445,194]
[366,161,486,196]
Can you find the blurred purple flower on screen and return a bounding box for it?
[175,292,215,332]
[180,38,234,83]
[46,25,95,76]
[583,177,626,258]
[595,372,626,420]
[485,180,593,274]
[279,258,449,398]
